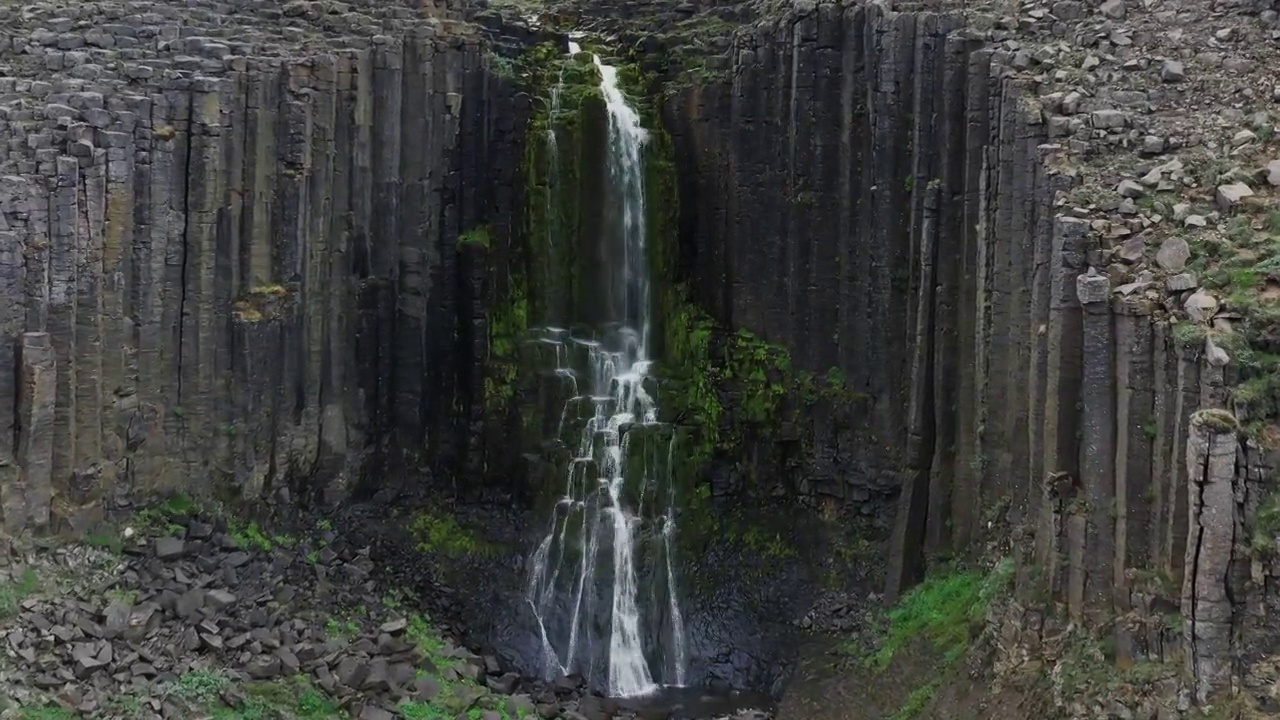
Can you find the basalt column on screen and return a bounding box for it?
[667,1,1272,635]
[0,22,526,532]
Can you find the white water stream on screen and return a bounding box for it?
[524,42,687,698]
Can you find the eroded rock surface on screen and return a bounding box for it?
[0,0,529,535]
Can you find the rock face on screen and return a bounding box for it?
[0,0,527,533]
[664,0,1280,704]
[4,0,1279,710]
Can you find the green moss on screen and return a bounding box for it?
[1192,408,1241,434]
[459,225,492,248]
[485,42,605,425]
[867,558,1013,672]
[407,509,495,557]
[485,282,528,415]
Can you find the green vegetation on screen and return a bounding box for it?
[0,566,40,617]
[106,587,139,605]
[171,668,233,704]
[1253,491,1280,553]
[855,559,1013,719]
[134,493,200,535]
[1179,186,1280,441]
[324,614,361,640]
[366,602,522,719]
[1047,629,1180,712]
[227,520,295,553]
[867,559,1013,672]
[484,42,602,421]
[459,225,492,249]
[165,669,341,719]
[17,706,76,720]
[84,525,125,554]
[887,680,942,720]
[407,509,495,557]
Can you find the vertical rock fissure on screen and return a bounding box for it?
[1187,444,1209,683]
[176,93,197,404]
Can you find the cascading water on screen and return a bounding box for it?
[524,44,688,698]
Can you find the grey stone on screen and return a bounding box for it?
[335,656,371,689]
[1099,0,1126,19]
[1232,130,1257,147]
[1076,271,1111,304]
[1155,238,1191,272]
[1091,109,1128,129]
[1117,180,1144,198]
[175,589,206,618]
[1140,136,1165,156]
[154,537,185,559]
[204,589,237,611]
[1117,235,1145,263]
[1160,60,1185,82]
[1184,291,1219,322]
[1215,183,1254,210]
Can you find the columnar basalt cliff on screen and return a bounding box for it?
[4,0,1280,715]
[0,0,528,534]
[663,0,1280,707]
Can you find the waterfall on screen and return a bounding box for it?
[524,44,687,699]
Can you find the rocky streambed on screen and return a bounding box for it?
[0,502,777,720]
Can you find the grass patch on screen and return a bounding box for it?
[324,614,362,641]
[888,679,942,720]
[867,558,1014,672]
[0,566,40,617]
[407,509,494,557]
[16,706,77,720]
[84,525,125,554]
[227,520,295,552]
[167,670,341,719]
[170,668,232,704]
[134,493,200,535]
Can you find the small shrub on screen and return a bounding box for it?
[170,668,231,704]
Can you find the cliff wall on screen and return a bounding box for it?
[0,0,526,533]
[666,0,1280,702]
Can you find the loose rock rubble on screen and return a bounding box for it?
[0,509,774,720]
